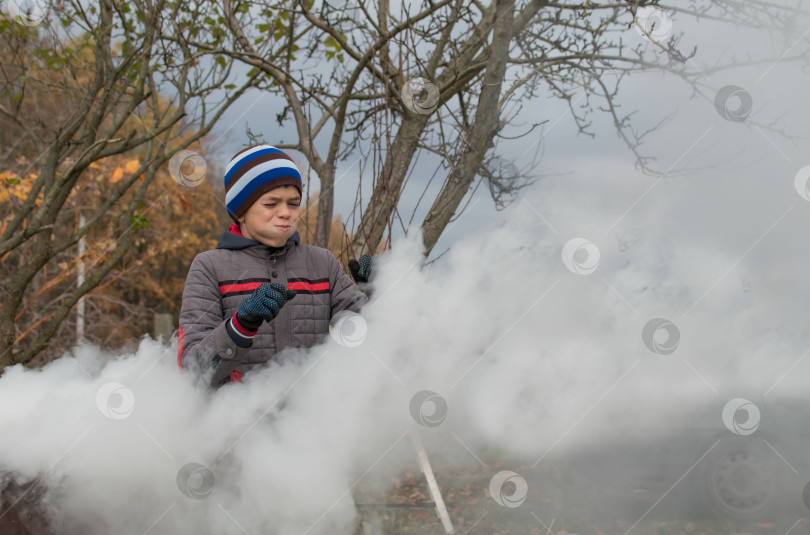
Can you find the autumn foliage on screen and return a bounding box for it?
[0,144,225,364]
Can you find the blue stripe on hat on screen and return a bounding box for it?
[226,158,300,204]
[226,167,303,215]
[224,146,288,186]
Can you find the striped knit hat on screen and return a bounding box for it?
[224,145,303,221]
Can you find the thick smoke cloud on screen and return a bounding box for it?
[4,156,810,532]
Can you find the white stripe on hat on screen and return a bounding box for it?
[224,145,279,177]
[225,159,300,206]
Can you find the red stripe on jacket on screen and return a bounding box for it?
[220,281,263,294]
[288,280,330,292]
[221,280,329,294]
[176,326,184,371]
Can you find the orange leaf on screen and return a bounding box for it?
[124,159,139,174]
[111,168,124,183]
[178,192,191,217]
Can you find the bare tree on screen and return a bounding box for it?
[201,0,807,260]
[0,0,253,367]
[360,0,809,256]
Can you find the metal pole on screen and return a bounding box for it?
[409,426,455,534]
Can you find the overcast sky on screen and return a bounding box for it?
[200,2,810,269]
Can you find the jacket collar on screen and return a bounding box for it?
[217,223,301,252]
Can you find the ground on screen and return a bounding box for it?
[352,453,810,535]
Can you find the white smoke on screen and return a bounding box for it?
[3,161,810,533]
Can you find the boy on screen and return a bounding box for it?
[177,145,371,387]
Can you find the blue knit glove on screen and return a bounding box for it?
[349,254,375,283]
[348,254,375,298]
[236,282,296,331]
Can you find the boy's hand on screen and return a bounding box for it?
[236,282,296,330]
[349,254,376,283]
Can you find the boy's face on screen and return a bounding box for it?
[238,185,301,247]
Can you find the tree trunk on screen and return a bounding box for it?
[350,112,431,257]
[0,230,53,367]
[313,163,336,247]
[421,0,515,256]
[349,0,545,258]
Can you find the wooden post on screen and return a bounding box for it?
[153,312,174,342]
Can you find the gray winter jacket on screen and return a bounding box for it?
[178,226,367,386]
